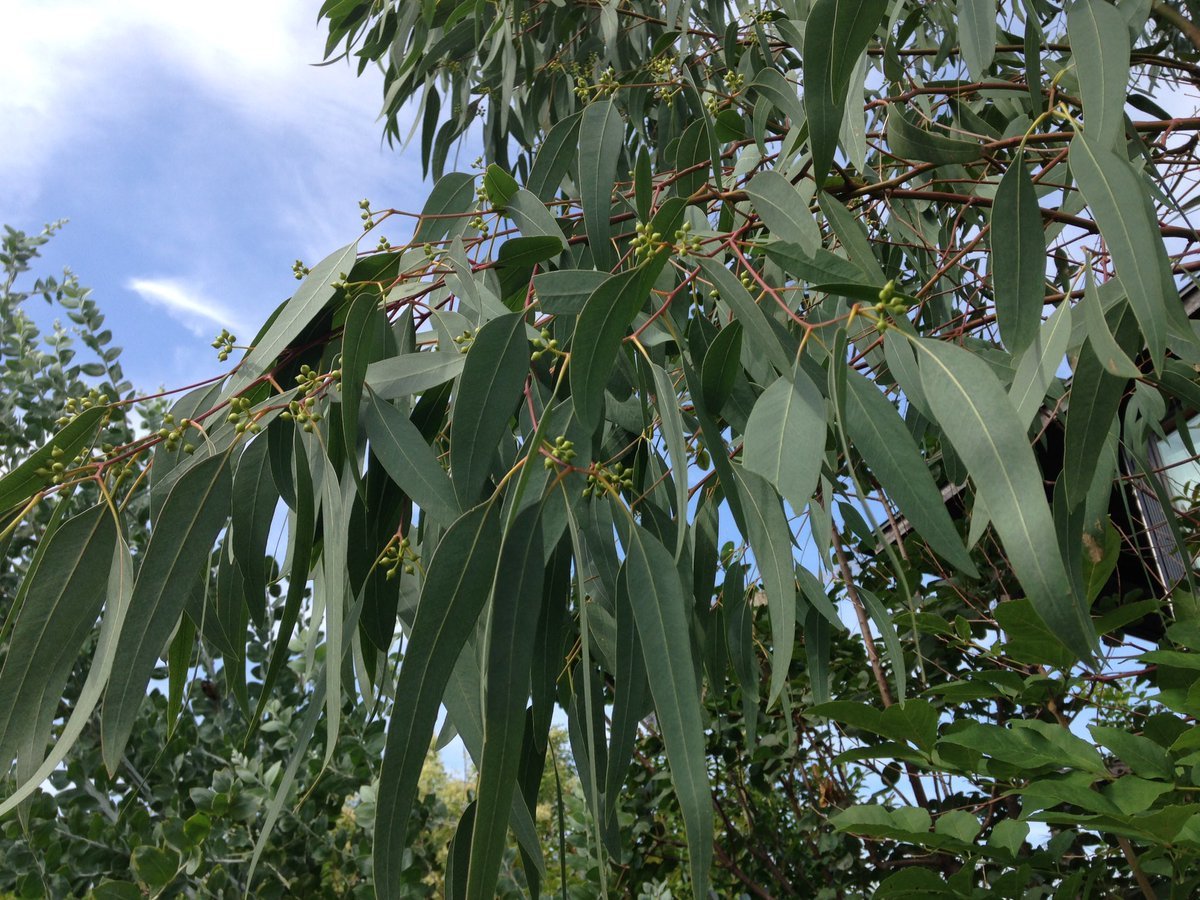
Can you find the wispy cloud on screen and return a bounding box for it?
[126,277,250,338]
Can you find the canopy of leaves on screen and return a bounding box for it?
[5,1,1200,897]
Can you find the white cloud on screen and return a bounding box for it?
[126,277,250,338]
[0,0,398,223]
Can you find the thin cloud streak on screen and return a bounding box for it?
[126,277,250,338]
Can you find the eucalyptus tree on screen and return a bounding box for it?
[4,1,1200,897]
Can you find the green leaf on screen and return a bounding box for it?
[745,171,820,251]
[987,818,1028,858]
[0,406,106,516]
[230,435,278,627]
[912,339,1095,662]
[696,256,790,377]
[743,366,826,516]
[1063,307,1139,510]
[859,587,907,703]
[131,846,179,891]
[578,99,624,271]
[570,269,647,430]
[363,391,461,525]
[102,452,233,773]
[1089,725,1176,782]
[340,290,388,483]
[887,107,983,165]
[1067,0,1130,150]
[0,504,116,777]
[229,241,358,393]
[450,312,529,505]
[527,113,582,202]
[466,505,545,899]
[649,362,691,560]
[991,151,1046,356]
[1070,133,1171,371]
[699,321,743,414]
[994,598,1076,668]
[1081,272,1141,379]
[507,189,569,249]
[765,243,863,285]
[803,0,889,182]
[958,0,996,82]
[749,68,806,131]
[878,699,939,752]
[1009,301,1072,427]
[624,525,712,900]
[483,163,518,209]
[364,350,466,400]
[842,369,977,577]
[413,172,476,245]
[532,269,610,315]
[373,503,503,900]
[732,465,797,707]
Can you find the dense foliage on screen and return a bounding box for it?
[5,0,1200,896]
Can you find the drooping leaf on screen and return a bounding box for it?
[102,452,234,773]
[958,0,997,82]
[532,269,611,315]
[413,172,477,245]
[649,362,691,560]
[450,311,529,505]
[842,369,977,577]
[230,435,278,627]
[732,465,798,707]
[745,171,820,251]
[363,391,461,525]
[991,151,1046,356]
[803,0,890,182]
[340,290,388,483]
[1070,133,1171,372]
[1067,0,1130,149]
[1009,301,1072,427]
[699,321,744,415]
[0,533,132,816]
[912,339,1096,662]
[373,502,503,900]
[743,366,826,516]
[624,525,712,900]
[0,504,116,776]
[578,99,624,271]
[570,269,647,430]
[465,505,546,899]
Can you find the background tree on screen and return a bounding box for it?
[4,1,1200,897]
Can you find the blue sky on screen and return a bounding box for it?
[2,1,443,393]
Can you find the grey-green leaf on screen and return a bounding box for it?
[230,242,358,393]
[958,0,997,82]
[364,351,466,400]
[991,152,1046,356]
[102,452,233,773]
[1067,0,1130,149]
[743,366,826,516]
[570,270,647,430]
[373,502,503,900]
[803,0,889,182]
[842,369,978,577]
[624,525,712,900]
[450,312,530,505]
[578,99,624,271]
[887,107,983,165]
[1070,133,1170,372]
[0,504,116,775]
[363,391,461,525]
[465,505,545,899]
[913,339,1096,662]
[732,465,798,707]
